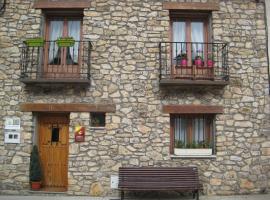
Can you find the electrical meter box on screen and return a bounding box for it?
[4,118,21,144]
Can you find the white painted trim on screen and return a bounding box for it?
[171,155,216,159]
[174,148,213,156]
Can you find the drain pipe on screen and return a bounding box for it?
[262,0,270,94]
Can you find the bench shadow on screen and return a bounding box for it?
[122,191,196,199]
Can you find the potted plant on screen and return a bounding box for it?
[56,37,75,47]
[194,55,203,66]
[29,145,42,190]
[176,53,187,66]
[207,53,214,68]
[24,37,45,47]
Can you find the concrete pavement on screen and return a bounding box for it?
[0,194,270,200]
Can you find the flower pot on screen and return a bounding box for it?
[207,60,214,67]
[195,59,203,66]
[25,38,44,47]
[31,181,41,190]
[180,59,187,66]
[174,148,212,156]
[56,37,75,47]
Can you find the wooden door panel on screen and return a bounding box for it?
[38,114,69,188]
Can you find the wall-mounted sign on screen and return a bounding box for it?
[5,118,20,130]
[110,175,119,189]
[4,130,20,144]
[4,118,21,144]
[75,126,85,142]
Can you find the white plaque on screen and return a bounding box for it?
[110,175,119,189]
[5,118,20,130]
[4,130,20,144]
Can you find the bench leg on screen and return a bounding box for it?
[192,191,195,199]
[196,190,199,200]
[121,191,124,200]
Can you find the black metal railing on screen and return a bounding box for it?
[159,42,229,81]
[20,40,92,81]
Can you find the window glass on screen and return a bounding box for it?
[49,20,64,64]
[67,20,81,64]
[191,22,204,59]
[91,113,106,127]
[51,127,60,142]
[173,22,186,59]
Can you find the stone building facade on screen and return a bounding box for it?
[0,0,270,197]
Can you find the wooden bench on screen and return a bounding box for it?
[118,167,201,200]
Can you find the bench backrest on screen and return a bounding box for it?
[118,167,200,190]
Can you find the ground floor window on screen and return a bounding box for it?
[171,114,215,156]
[90,112,106,127]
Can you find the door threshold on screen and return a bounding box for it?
[29,186,67,194]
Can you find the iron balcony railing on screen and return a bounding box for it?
[20,40,92,81]
[159,42,229,81]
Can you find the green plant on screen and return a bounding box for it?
[29,145,42,182]
[207,53,213,60]
[198,140,211,148]
[180,53,187,59]
[175,140,185,148]
[56,37,75,47]
[186,141,196,148]
[195,55,202,60]
[91,117,100,126]
[176,53,187,60]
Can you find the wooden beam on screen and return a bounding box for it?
[163,2,220,11]
[20,103,116,113]
[163,105,223,114]
[33,1,90,9]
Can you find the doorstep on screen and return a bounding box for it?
[28,186,67,195]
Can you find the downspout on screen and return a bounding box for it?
[262,0,270,94]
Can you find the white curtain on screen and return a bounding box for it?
[191,22,204,59]
[193,118,205,143]
[173,22,186,58]
[174,117,187,145]
[68,20,81,63]
[49,21,63,63]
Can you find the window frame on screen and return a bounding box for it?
[42,12,84,77]
[169,12,211,67]
[170,114,216,155]
[90,112,106,128]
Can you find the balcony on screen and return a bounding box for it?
[20,40,92,86]
[159,42,229,87]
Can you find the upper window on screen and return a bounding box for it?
[171,13,210,65]
[46,17,82,65]
[171,114,215,156]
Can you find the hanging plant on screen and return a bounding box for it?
[24,38,45,47]
[56,37,75,47]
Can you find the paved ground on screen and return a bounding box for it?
[0,194,270,200]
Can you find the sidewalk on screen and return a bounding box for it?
[0,194,270,200]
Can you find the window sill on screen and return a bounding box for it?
[90,126,106,130]
[170,155,216,159]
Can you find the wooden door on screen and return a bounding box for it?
[38,114,69,188]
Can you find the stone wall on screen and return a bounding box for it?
[0,0,269,197]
